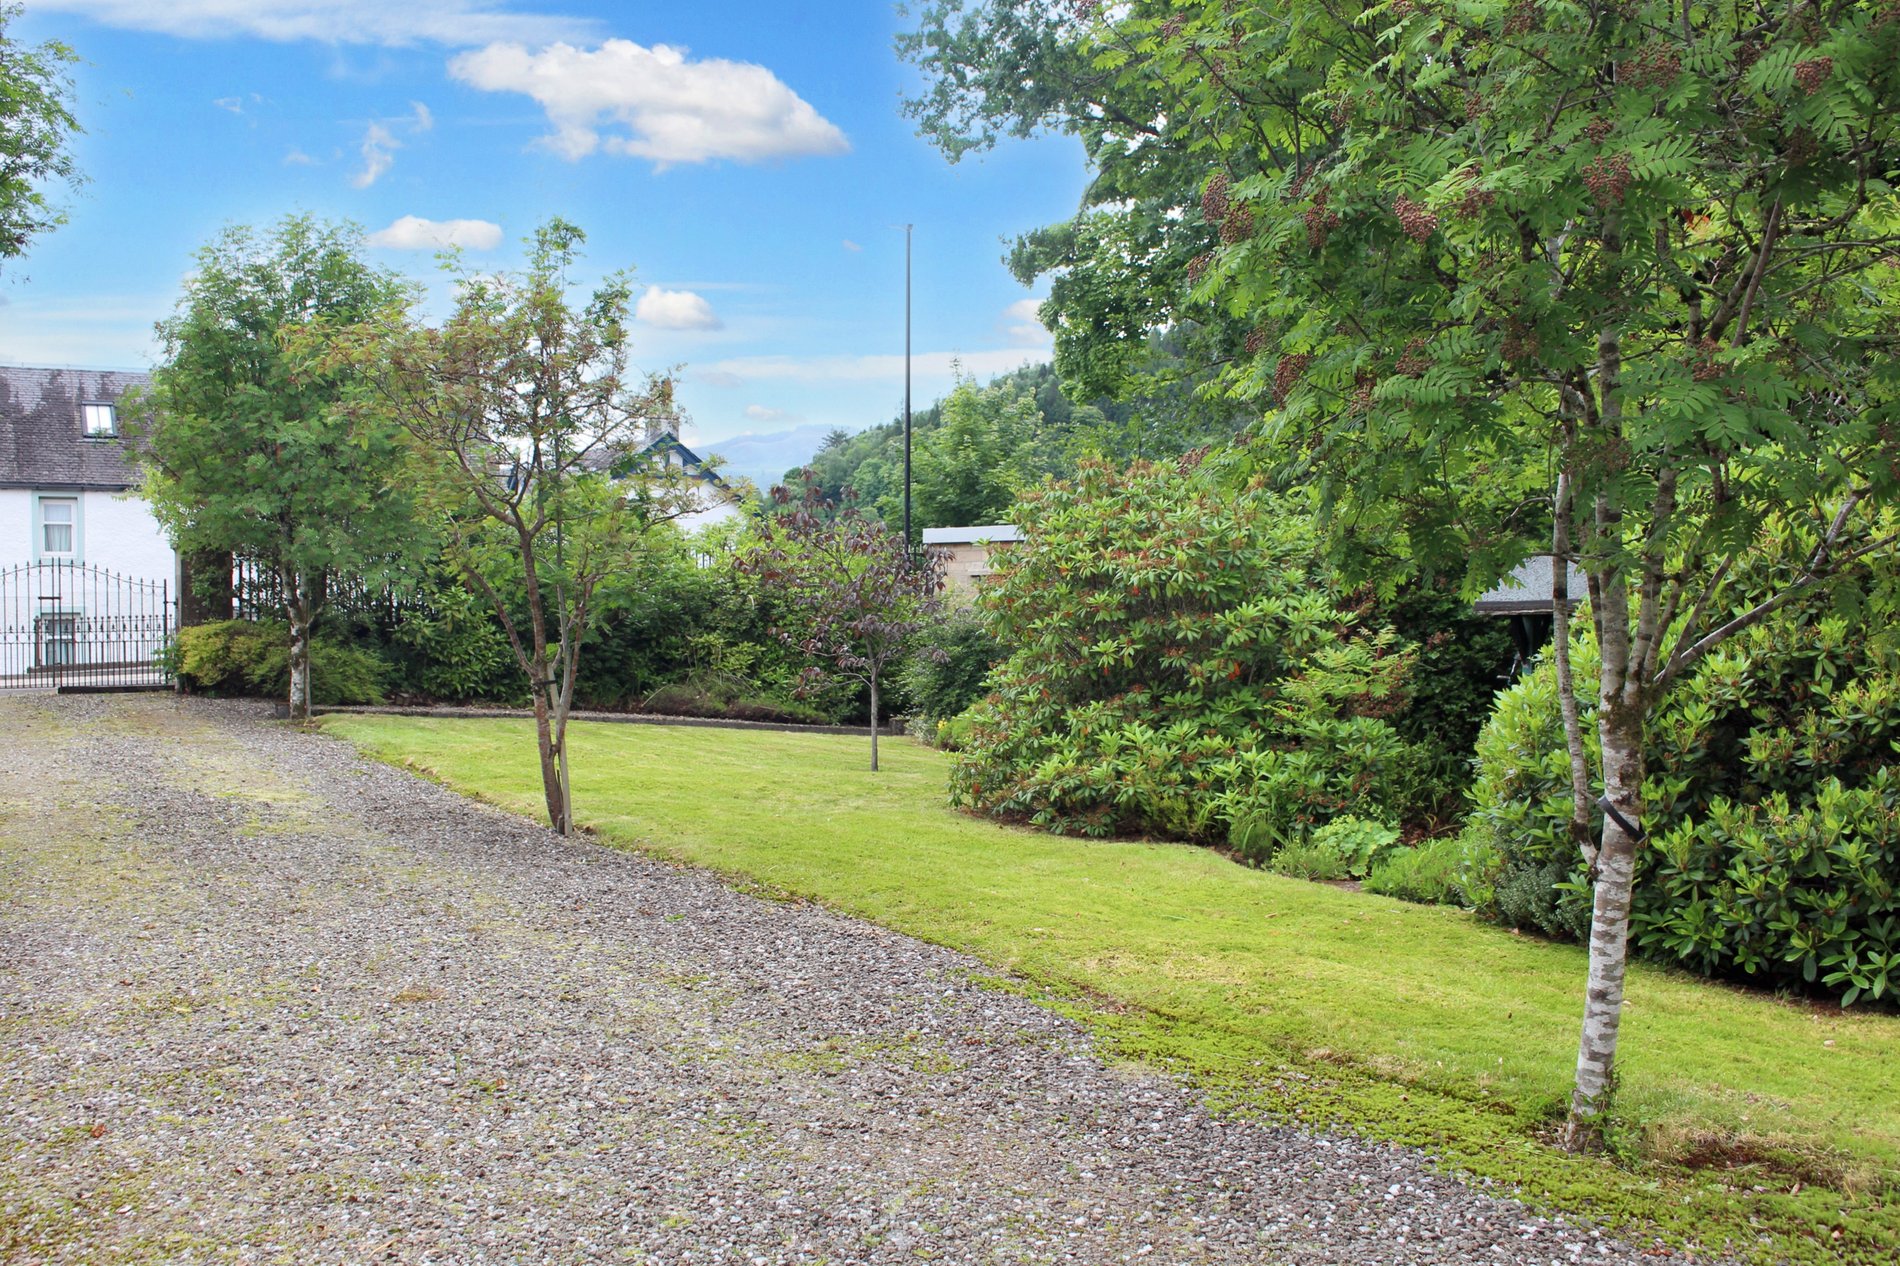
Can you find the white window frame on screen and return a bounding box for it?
[81,402,119,438]
[37,496,79,559]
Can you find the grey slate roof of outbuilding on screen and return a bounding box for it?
[0,365,151,491]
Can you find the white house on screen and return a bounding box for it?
[2,366,176,683]
[0,365,174,582]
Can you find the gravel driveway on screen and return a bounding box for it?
[0,694,1677,1265]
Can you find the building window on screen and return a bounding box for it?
[40,498,77,556]
[82,402,118,437]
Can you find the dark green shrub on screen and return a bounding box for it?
[176,619,387,705]
[1465,523,1900,1003]
[387,581,520,704]
[949,459,1413,843]
[898,608,1001,725]
[1366,834,1471,906]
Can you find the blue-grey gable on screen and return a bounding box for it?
[0,365,151,491]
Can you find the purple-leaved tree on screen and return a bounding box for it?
[739,474,946,771]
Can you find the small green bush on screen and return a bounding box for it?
[1309,815,1402,879]
[1269,839,1353,882]
[1366,834,1469,905]
[176,619,387,705]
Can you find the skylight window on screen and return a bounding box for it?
[82,402,118,437]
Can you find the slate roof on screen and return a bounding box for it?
[0,365,151,491]
[1473,554,1590,615]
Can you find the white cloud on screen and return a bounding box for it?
[283,147,319,166]
[1002,298,1052,347]
[20,1,596,47]
[352,122,399,188]
[743,404,788,423]
[635,286,722,331]
[213,96,244,113]
[349,102,432,188]
[366,215,503,250]
[695,348,1049,389]
[448,39,849,167]
[842,239,862,252]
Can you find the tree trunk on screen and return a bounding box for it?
[529,652,569,833]
[868,672,880,772]
[1563,692,1645,1146]
[287,608,311,723]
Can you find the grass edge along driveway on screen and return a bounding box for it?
[324,715,1900,1266]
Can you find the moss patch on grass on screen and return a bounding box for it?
[324,715,1900,1264]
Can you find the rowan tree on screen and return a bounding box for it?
[906,0,1900,1143]
[141,216,419,721]
[347,220,694,835]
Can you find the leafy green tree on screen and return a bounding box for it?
[141,216,420,721]
[911,0,1900,1142]
[0,5,81,269]
[349,220,693,835]
[911,375,1059,526]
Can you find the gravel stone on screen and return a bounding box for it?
[0,694,1701,1264]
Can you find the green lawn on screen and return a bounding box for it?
[325,715,1900,1264]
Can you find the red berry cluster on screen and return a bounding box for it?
[1582,154,1633,208]
[1500,324,1539,363]
[1394,339,1431,377]
[1244,326,1271,357]
[1625,42,1682,90]
[1585,117,1614,144]
[1393,194,1439,242]
[1304,188,1341,250]
[1689,337,1724,382]
[1504,0,1539,36]
[1186,252,1213,285]
[1458,186,1496,218]
[1201,172,1231,224]
[1349,378,1376,415]
[1272,353,1313,405]
[1219,202,1256,244]
[1794,57,1833,94]
[1160,15,1185,40]
[1463,88,1491,120]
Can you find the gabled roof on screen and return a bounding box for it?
[583,431,731,489]
[0,365,150,491]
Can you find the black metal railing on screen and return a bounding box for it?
[0,560,173,691]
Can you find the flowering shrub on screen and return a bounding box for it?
[949,458,1411,844]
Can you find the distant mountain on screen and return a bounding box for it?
[693,422,843,491]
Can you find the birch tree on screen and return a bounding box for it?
[905,0,1900,1144]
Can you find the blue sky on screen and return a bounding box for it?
[3,1,1087,450]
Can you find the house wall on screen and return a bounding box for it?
[1,487,176,583]
[936,540,1015,599]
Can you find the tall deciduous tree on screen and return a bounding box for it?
[141,216,419,721]
[350,220,693,835]
[908,2,1900,1144]
[740,475,946,771]
[0,4,81,270]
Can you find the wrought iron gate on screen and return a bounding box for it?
[0,561,174,691]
